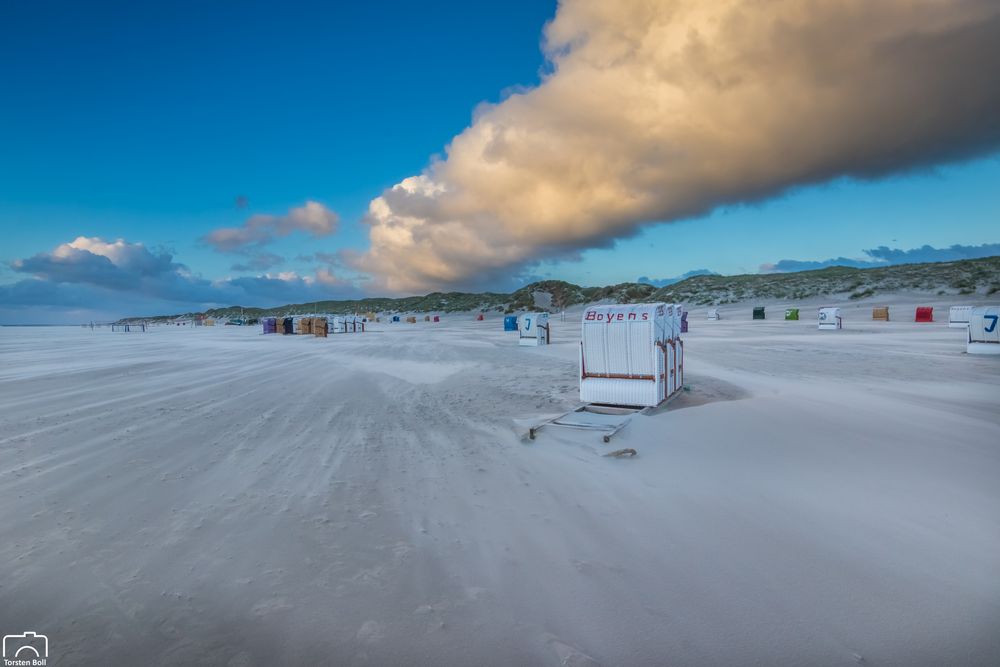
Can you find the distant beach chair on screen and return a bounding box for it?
[948,305,973,328]
[818,307,842,330]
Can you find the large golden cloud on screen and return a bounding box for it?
[356,0,1000,292]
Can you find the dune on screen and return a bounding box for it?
[1,299,998,666]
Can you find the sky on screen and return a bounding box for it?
[2,0,999,323]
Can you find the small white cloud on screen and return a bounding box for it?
[204,201,339,252]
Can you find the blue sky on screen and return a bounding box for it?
[553,157,1000,284]
[1,1,998,322]
[1,1,557,274]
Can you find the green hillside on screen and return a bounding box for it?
[650,255,1000,305]
[141,256,1000,321]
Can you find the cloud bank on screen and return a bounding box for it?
[12,237,210,301]
[204,201,339,252]
[761,242,1000,272]
[230,252,284,272]
[2,236,359,322]
[638,269,717,288]
[354,0,1000,292]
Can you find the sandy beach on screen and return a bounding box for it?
[1,299,999,666]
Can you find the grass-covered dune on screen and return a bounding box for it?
[142,255,1000,321]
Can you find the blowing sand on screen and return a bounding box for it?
[1,304,998,666]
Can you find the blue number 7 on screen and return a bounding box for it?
[985,315,998,333]
[525,318,532,329]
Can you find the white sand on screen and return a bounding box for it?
[1,303,998,666]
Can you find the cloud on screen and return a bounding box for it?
[203,201,339,252]
[759,257,877,273]
[638,269,717,288]
[2,236,360,322]
[0,277,100,308]
[230,252,284,272]
[295,251,342,266]
[352,0,1000,293]
[220,271,357,304]
[0,279,163,325]
[864,243,1000,264]
[761,242,1000,273]
[314,267,352,288]
[12,237,199,297]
